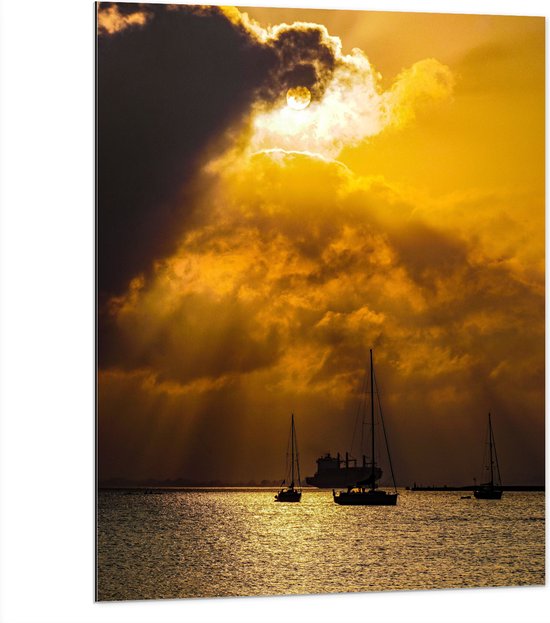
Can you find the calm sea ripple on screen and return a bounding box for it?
[97,489,545,601]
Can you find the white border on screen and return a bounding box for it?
[0,1,547,622]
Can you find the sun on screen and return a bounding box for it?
[286,86,311,111]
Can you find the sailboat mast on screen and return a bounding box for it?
[488,412,494,486]
[370,349,375,488]
[291,413,295,488]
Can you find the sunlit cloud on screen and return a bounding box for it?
[105,150,543,398]
[97,3,151,34]
[250,43,454,158]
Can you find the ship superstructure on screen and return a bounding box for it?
[305,451,382,488]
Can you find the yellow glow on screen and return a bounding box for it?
[286,86,311,110]
[249,48,453,159]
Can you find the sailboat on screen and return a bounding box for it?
[333,349,398,506]
[474,412,503,500]
[275,413,302,503]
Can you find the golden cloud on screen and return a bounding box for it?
[99,149,543,483]
[97,3,150,35]
[106,149,543,391]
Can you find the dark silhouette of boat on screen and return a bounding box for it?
[474,413,503,500]
[275,413,302,503]
[333,349,398,506]
[333,484,398,506]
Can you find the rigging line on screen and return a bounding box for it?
[374,368,398,492]
[284,418,292,484]
[479,425,489,483]
[350,365,369,456]
[361,374,369,459]
[294,416,302,488]
[492,419,502,485]
[375,413,382,462]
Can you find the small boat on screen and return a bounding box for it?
[333,349,398,506]
[333,483,398,506]
[275,413,302,503]
[473,413,503,500]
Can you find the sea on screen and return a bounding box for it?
[97,488,544,601]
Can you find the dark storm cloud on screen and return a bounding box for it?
[97,3,273,298]
[97,3,341,301]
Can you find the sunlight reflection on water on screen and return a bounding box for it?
[97,489,544,601]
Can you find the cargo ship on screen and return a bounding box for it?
[305,451,382,488]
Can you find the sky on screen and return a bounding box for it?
[97,2,545,486]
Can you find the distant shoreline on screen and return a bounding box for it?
[408,485,544,492]
[99,479,293,489]
[98,483,545,492]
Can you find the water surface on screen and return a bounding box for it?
[97,488,544,601]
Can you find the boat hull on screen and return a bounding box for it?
[474,488,502,500]
[275,490,302,503]
[333,490,398,506]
